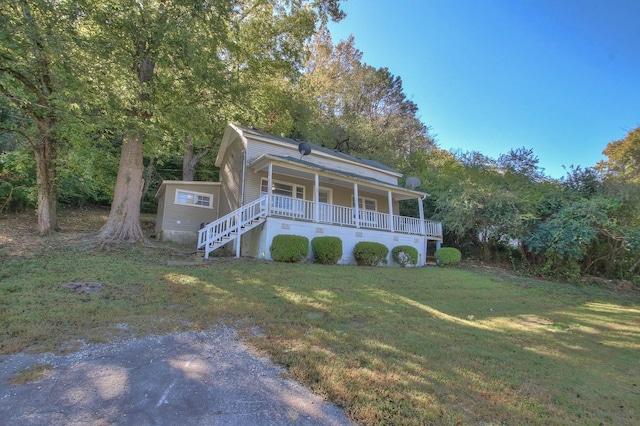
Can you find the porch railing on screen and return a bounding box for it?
[197,196,267,258]
[268,194,442,239]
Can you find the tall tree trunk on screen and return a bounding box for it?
[98,39,155,243]
[33,132,58,235]
[98,132,148,243]
[182,136,210,181]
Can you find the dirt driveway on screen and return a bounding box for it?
[0,327,351,425]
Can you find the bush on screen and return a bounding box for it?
[311,236,342,265]
[353,241,389,266]
[270,235,309,263]
[435,247,462,267]
[392,245,419,267]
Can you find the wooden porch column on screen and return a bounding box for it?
[353,182,360,228]
[235,208,241,258]
[418,196,426,235]
[267,163,273,216]
[313,173,319,223]
[388,191,394,232]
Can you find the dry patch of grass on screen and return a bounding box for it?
[9,363,52,385]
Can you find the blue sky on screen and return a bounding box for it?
[327,0,640,178]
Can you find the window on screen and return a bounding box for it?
[260,179,305,199]
[318,187,332,204]
[174,189,213,209]
[352,196,377,211]
[261,178,306,216]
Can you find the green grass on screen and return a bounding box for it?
[1,244,639,425]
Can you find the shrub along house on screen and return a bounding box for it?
[156,123,443,266]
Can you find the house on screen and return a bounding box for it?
[156,123,443,266]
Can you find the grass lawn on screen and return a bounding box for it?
[1,209,639,425]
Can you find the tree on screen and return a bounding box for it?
[299,29,435,167]
[77,0,235,242]
[0,0,78,234]
[78,0,344,242]
[497,147,544,182]
[597,126,640,184]
[561,165,601,197]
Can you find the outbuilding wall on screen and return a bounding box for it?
[156,181,221,244]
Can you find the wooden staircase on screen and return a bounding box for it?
[197,196,267,259]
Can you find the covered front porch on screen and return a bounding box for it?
[247,154,443,240]
[266,193,442,239]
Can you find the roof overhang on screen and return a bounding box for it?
[215,123,247,168]
[248,154,428,201]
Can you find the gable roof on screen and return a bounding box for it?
[217,123,400,177]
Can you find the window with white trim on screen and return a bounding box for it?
[352,196,377,211]
[318,187,332,204]
[260,179,305,199]
[174,189,213,208]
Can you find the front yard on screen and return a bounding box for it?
[1,209,639,424]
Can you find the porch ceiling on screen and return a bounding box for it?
[248,154,427,200]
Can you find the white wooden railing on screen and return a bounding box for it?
[198,194,443,257]
[269,194,442,239]
[197,196,267,258]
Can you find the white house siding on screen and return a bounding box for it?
[245,137,399,186]
[218,140,244,217]
[257,217,427,266]
[243,168,262,203]
[157,182,220,244]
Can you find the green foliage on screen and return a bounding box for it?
[598,126,640,185]
[311,236,342,265]
[297,29,435,168]
[270,235,309,263]
[0,149,36,211]
[435,247,462,267]
[56,135,119,207]
[353,241,388,266]
[525,195,639,281]
[391,245,419,267]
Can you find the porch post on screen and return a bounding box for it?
[267,163,273,216]
[388,191,394,232]
[353,182,360,228]
[235,208,241,258]
[313,173,319,223]
[418,196,426,235]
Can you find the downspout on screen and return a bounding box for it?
[419,194,427,266]
[419,194,426,235]
[236,150,246,258]
[240,150,246,206]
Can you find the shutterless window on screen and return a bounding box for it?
[260,179,305,199]
[318,187,332,204]
[352,196,377,211]
[174,189,213,208]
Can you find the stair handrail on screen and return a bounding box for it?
[197,195,267,253]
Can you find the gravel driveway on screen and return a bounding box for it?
[0,327,351,425]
